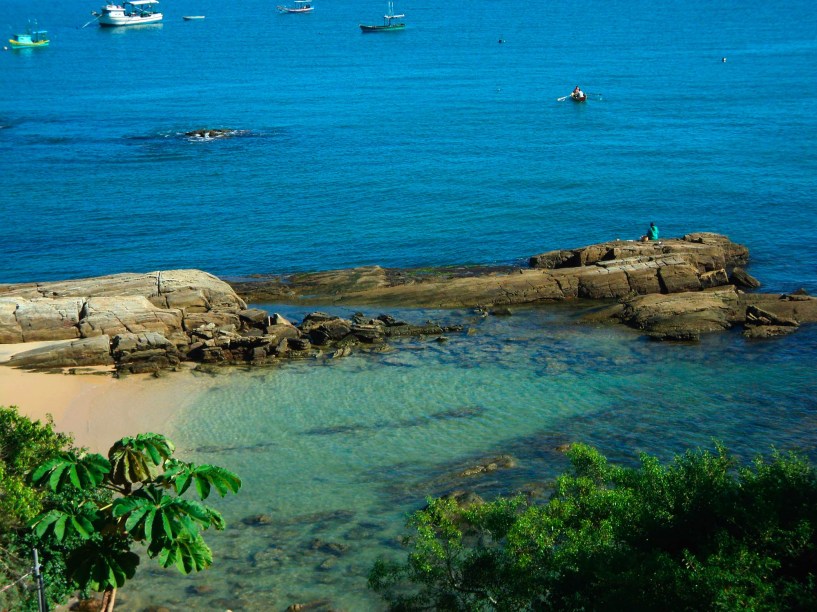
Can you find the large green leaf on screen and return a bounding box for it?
[29,506,97,542]
[161,460,242,499]
[111,487,220,544]
[69,544,140,592]
[154,533,213,574]
[30,452,110,492]
[108,433,175,487]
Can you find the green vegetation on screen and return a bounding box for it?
[0,406,241,612]
[1,406,76,609]
[370,443,817,610]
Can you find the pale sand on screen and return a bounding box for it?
[0,341,208,453]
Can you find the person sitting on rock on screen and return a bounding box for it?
[641,222,659,242]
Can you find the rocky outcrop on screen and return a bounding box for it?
[529,232,748,271]
[596,288,744,341]
[231,233,750,308]
[6,336,115,369]
[0,272,243,337]
[583,288,817,341]
[731,267,761,289]
[2,234,812,369]
[0,297,84,343]
[0,270,245,371]
[0,270,244,311]
[181,311,463,369]
[3,296,463,373]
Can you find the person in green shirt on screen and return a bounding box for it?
[641,222,659,242]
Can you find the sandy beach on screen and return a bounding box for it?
[0,341,205,453]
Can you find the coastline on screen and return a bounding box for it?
[1,233,814,452]
[0,342,205,453]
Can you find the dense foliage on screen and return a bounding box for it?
[0,406,242,611]
[370,443,817,610]
[1,406,76,609]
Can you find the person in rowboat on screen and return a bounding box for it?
[572,85,584,99]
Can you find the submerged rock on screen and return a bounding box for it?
[184,128,239,139]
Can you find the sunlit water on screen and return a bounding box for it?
[112,305,817,610]
[2,0,817,608]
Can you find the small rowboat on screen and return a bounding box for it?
[360,1,404,32]
[182,15,205,20]
[277,1,314,13]
[570,92,587,102]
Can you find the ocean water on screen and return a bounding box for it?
[2,0,817,609]
[2,0,817,291]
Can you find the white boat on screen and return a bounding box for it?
[182,15,205,20]
[277,1,314,14]
[93,1,163,27]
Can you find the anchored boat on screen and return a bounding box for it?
[277,1,314,13]
[360,2,405,32]
[93,1,163,27]
[9,24,50,49]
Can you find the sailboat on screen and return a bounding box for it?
[360,2,405,32]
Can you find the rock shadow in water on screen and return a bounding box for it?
[302,406,485,437]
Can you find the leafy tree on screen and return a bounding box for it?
[1,406,76,610]
[16,426,240,612]
[370,443,817,610]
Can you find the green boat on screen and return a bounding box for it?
[360,1,405,32]
[8,23,50,49]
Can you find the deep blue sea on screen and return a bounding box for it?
[3,1,817,609]
[3,0,817,291]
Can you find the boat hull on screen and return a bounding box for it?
[277,7,314,13]
[359,23,405,32]
[570,93,587,102]
[182,16,205,20]
[98,10,163,27]
[9,32,50,48]
[9,39,50,48]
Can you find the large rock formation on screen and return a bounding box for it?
[0,269,463,371]
[231,233,750,307]
[0,270,243,345]
[228,232,816,342]
[2,234,814,369]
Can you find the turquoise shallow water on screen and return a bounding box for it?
[114,305,817,610]
[2,0,817,609]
